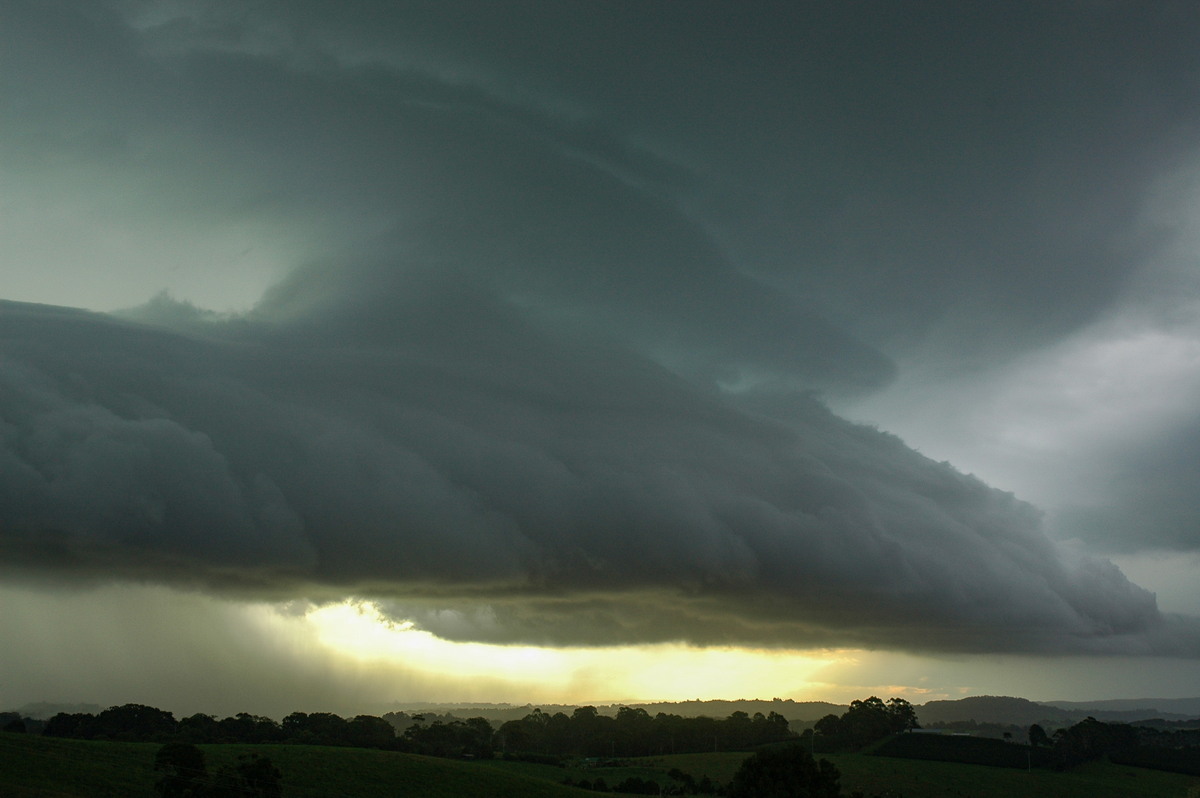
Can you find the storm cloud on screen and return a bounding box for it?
[0,286,1186,655]
[4,0,1200,664]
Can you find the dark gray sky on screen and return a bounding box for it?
[3,0,1200,712]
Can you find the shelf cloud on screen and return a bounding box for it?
[2,284,1190,655]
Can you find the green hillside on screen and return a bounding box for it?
[481,748,1200,798]
[0,732,590,798]
[826,753,1200,798]
[624,750,1200,798]
[4,731,1199,798]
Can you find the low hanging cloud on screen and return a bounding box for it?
[1,286,1191,657]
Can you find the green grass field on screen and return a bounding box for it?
[824,752,1200,798]
[0,732,590,798]
[482,747,1200,797]
[3,731,1199,797]
[612,750,1200,798]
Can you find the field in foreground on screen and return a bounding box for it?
[595,750,1200,798]
[3,731,1199,797]
[0,732,589,798]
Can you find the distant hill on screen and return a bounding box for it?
[916,696,1073,726]
[389,695,1200,730]
[916,695,1200,727]
[629,699,845,724]
[12,702,101,719]
[1042,697,1200,721]
[384,699,845,726]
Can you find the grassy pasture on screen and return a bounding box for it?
[485,748,1200,796]
[827,752,1199,798]
[4,730,1199,797]
[0,732,589,798]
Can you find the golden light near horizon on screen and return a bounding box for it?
[303,599,849,704]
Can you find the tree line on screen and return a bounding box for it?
[495,705,796,758]
[34,702,796,759]
[38,703,491,757]
[805,696,920,751]
[1030,716,1143,770]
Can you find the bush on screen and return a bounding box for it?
[728,744,841,798]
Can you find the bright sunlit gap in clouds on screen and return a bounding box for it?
[304,600,843,704]
[0,582,921,716]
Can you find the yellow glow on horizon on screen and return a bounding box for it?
[302,600,851,703]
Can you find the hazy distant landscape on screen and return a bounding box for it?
[13,693,1200,731]
[4,693,1199,796]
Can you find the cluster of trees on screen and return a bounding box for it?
[562,767,721,795]
[45,704,178,742]
[727,745,842,798]
[39,703,500,758]
[805,697,919,751]
[1036,717,1138,769]
[0,711,44,734]
[154,743,281,798]
[496,705,795,758]
[402,715,495,758]
[38,702,796,760]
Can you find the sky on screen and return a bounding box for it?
[3,0,1200,720]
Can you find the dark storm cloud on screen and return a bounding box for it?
[14,0,1200,361]
[2,293,1192,656]
[5,0,1200,655]
[4,0,894,393]
[230,0,1200,362]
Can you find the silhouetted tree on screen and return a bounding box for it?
[1052,717,1137,769]
[95,704,176,741]
[812,713,842,748]
[811,696,919,751]
[841,697,894,747]
[615,706,654,755]
[210,753,281,798]
[347,714,396,749]
[751,711,794,746]
[1028,723,1049,749]
[177,714,219,744]
[404,717,494,758]
[886,697,919,732]
[218,713,281,743]
[43,712,97,739]
[282,711,348,746]
[727,744,841,798]
[154,743,208,798]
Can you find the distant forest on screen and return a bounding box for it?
[2,697,914,761]
[11,702,800,759]
[4,694,1199,776]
